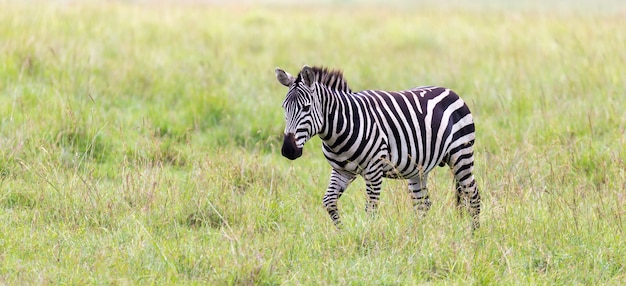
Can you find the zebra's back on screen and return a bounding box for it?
[355,86,475,179]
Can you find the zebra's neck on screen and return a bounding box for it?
[317,85,368,147]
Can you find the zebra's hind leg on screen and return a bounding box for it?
[323,169,356,229]
[448,146,481,231]
[408,173,431,217]
[459,181,481,231]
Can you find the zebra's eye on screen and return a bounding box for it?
[301,105,311,112]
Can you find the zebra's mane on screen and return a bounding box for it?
[297,66,352,93]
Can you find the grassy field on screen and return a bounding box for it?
[1,0,625,284]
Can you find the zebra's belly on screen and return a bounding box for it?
[327,159,437,179]
[323,141,441,178]
[380,158,438,179]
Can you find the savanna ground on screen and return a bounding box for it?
[1,0,625,284]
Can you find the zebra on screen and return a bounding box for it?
[275,65,481,231]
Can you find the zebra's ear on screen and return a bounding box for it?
[275,68,294,87]
[301,65,315,88]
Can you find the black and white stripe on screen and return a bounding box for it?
[276,65,481,230]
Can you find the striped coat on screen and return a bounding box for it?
[276,65,481,230]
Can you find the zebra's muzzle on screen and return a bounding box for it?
[282,133,303,160]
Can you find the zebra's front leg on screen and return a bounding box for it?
[323,169,356,228]
[408,174,431,216]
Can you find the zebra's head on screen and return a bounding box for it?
[275,65,322,160]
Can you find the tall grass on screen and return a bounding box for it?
[1,1,625,284]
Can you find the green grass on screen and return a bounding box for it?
[1,1,625,284]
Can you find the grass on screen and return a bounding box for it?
[1,0,625,284]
